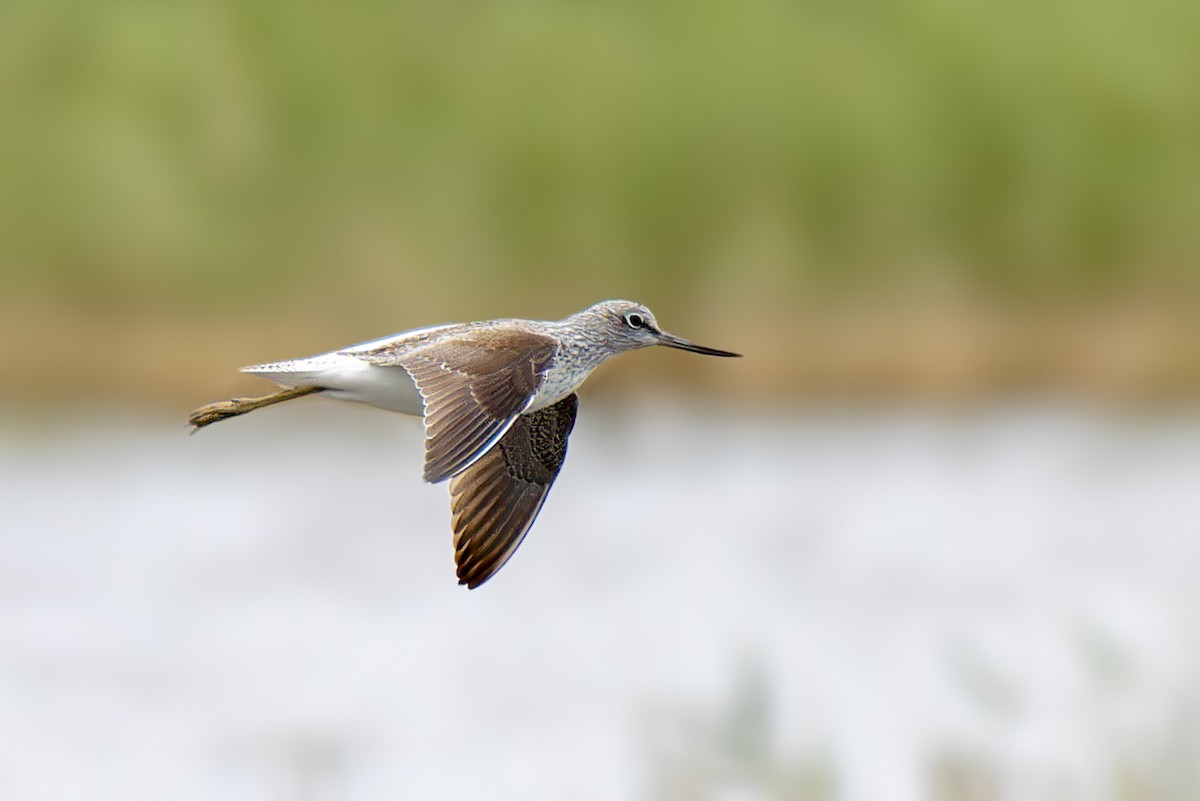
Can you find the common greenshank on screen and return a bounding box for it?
[189,300,740,588]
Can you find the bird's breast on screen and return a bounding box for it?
[527,352,600,411]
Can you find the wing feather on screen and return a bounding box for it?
[396,330,558,483]
[449,393,578,588]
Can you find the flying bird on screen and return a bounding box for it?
[189,300,740,588]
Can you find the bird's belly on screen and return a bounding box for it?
[320,362,424,415]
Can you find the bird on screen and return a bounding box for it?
[188,299,741,588]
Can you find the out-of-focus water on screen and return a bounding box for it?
[0,401,1197,801]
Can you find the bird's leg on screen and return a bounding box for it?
[188,385,323,430]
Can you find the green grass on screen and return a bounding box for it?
[1,0,1198,322]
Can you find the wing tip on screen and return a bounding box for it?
[454,549,501,589]
[458,574,486,590]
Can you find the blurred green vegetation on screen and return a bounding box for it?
[0,0,1197,399]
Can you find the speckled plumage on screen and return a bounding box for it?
[189,300,740,588]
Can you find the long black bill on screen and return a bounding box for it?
[655,331,742,358]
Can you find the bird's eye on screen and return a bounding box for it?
[625,313,644,329]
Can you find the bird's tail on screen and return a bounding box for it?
[187,385,323,431]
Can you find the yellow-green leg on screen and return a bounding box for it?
[188,385,323,430]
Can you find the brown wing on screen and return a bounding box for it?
[395,330,558,483]
[449,393,578,589]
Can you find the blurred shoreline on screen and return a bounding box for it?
[4,295,1196,406]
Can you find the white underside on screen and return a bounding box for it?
[242,354,424,416]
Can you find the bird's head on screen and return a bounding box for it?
[578,300,742,358]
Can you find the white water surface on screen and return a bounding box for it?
[0,402,1197,801]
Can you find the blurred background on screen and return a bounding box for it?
[1,0,1198,799]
